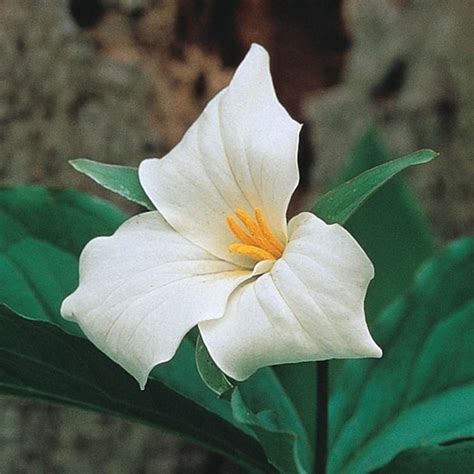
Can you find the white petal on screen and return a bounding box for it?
[61,212,251,388]
[139,44,301,266]
[199,212,381,381]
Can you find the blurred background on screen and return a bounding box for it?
[0,0,472,472]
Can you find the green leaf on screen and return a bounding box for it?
[235,370,313,473]
[193,321,312,472]
[376,439,474,473]
[156,343,312,473]
[329,238,474,473]
[329,128,437,319]
[231,390,297,474]
[195,334,235,398]
[0,186,125,254]
[272,362,316,448]
[323,128,439,422]
[0,186,126,335]
[0,238,82,336]
[70,159,154,210]
[164,335,312,472]
[137,336,242,435]
[0,305,268,472]
[313,147,438,226]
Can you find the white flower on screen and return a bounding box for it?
[61,44,382,389]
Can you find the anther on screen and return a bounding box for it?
[255,208,284,255]
[235,209,279,256]
[229,244,275,262]
[226,216,256,246]
[226,208,285,262]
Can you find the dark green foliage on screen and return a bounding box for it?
[329,238,474,473]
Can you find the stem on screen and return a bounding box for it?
[315,361,328,474]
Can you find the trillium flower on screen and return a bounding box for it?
[61,44,382,389]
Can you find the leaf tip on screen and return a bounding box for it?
[69,158,90,171]
[416,149,440,162]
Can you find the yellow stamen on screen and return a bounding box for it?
[226,208,285,262]
[234,209,262,240]
[255,208,285,255]
[229,244,275,262]
[226,216,256,246]
[235,209,279,256]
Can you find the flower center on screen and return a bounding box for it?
[226,208,285,262]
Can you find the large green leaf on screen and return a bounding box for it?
[329,238,474,473]
[0,238,82,336]
[70,159,154,210]
[326,128,437,320]
[376,439,474,473]
[0,187,126,335]
[0,186,126,254]
[0,304,268,471]
[0,186,311,473]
